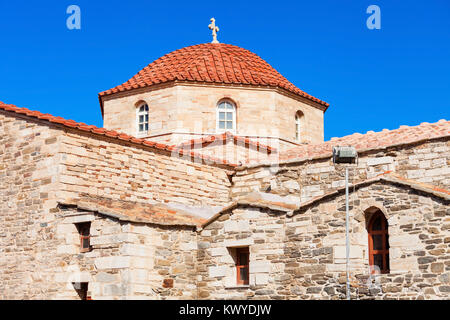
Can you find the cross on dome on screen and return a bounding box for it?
[208,18,219,43]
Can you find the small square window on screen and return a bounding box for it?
[76,222,91,253]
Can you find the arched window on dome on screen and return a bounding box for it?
[136,102,149,136]
[216,100,236,133]
[295,111,304,142]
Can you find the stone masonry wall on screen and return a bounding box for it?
[232,138,450,202]
[0,111,228,299]
[102,83,325,145]
[52,206,198,300]
[0,112,62,299]
[57,129,231,206]
[197,183,449,300]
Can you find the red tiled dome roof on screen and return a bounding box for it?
[98,43,328,108]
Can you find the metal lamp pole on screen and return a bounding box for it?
[345,167,350,300]
[332,146,356,301]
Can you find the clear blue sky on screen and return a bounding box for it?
[1,0,449,140]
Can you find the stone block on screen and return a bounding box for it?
[103,284,126,296]
[334,246,363,260]
[95,256,131,270]
[224,220,250,232]
[180,242,197,251]
[389,234,421,248]
[62,214,95,224]
[95,272,118,283]
[224,239,254,247]
[210,247,228,257]
[208,266,227,278]
[90,234,126,246]
[120,244,151,257]
[131,257,153,269]
[254,273,269,285]
[367,157,393,166]
[249,260,270,273]
[56,223,77,235]
[56,245,78,255]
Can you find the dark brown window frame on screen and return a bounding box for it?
[74,282,91,300]
[76,222,91,253]
[367,211,390,274]
[235,247,249,285]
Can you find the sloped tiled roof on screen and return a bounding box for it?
[0,101,237,168]
[173,131,276,154]
[98,43,329,109]
[279,120,450,163]
[59,197,209,227]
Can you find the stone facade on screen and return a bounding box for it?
[52,206,198,300]
[232,138,450,202]
[57,129,231,206]
[1,106,450,300]
[1,108,449,300]
[197,182,449,300]
[0,110,228,299]
[102,83,324,147]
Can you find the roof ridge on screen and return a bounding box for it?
[276,119,450,164]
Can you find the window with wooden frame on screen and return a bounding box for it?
[235,247,249,285]
[76,222,91,253]
[367,211,390,274]
[73,282,91,300]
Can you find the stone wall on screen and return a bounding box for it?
[103,84,178,139]
[57,129,231,206]
[197,182,449,300]
[0,110,228,299]
[0,112,62,299]
[52,206,198,300]
[102,83,325,145]
[232,138,450,202]
[1,109,449,300]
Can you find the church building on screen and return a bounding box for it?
[0,19,449,300]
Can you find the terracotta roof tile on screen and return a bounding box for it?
[280,120,450,162]
[98,43,328,109]
[60,197,207,227]
[0,101,236,168]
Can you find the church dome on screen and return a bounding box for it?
[99,43,328,107]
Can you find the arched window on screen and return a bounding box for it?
[217,100,236,133]
[295,111,303,141]
[367,210,390,274]
[137,103,149,135]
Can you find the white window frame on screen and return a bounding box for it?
[295,111,303,141]
[136,103,149,137]
[216,100,236,134]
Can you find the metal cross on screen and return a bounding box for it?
[208,18,219,43]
